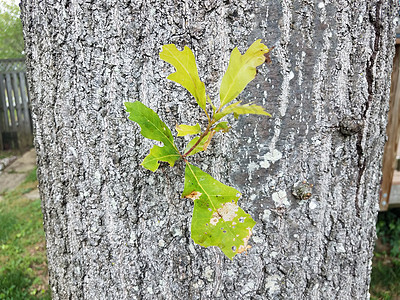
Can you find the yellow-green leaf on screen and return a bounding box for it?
[214,101,270,121]
[176,123,201,137]
[224,101,271,119]
[182,163,256,260]
[213,102,241,121]
[219,40,269,107]
[160,44,207,111]
[125,101,181,172]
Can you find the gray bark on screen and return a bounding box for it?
[21,0,397,299]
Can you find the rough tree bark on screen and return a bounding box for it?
[21,0,397,299]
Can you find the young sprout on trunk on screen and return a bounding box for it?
[125,39,271,260]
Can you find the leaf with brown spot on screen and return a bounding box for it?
[185,191,202,201]
[182,163,256,260]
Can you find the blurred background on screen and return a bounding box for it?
[0,1,54,298]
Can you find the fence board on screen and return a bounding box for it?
[0,59,32,150]
[11,72,23,129]
[0,73,8,131]
[19,72,31,131]
[5,73,16,130]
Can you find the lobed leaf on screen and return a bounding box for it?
[160,44,207,111]
[141,145,181,172]
[219,40,269,107]
[182,163,256,260]
[125,101,181,172]
[176,123,201,137]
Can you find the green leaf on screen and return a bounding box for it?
[140,145,181,172]
[176,123,201,137]
[183,132,213,156]
[219,40,269,107]
[160,44,207,111]
[213,102,241,121]
[182,163,256,260]
[125,101,181,171]
[213,121,230,133]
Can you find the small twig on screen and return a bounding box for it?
[183,124,212,157]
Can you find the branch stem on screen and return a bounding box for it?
[183,123,213,157]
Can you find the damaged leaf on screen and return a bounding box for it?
[219,39,269,107]
[184,191,202,201]
[125,101,181,171]
[160,44,207,111]
[202,131,216,151]
[182,163,256,260]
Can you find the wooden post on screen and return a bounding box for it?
[380,43,400,211]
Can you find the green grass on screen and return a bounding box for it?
[0,169,50,299]
[371,208,400,299]
[24,167,37,184]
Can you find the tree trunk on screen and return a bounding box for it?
[21,0,397,299]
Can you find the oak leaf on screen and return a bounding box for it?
[160,44,207,112]
[182,163,256,260]
[219,39,269,107]
[125,101,181,172]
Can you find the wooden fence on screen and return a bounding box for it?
[0,58,32,150]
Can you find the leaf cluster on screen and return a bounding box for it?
[125,40,271,259]
[0,2,24,59]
